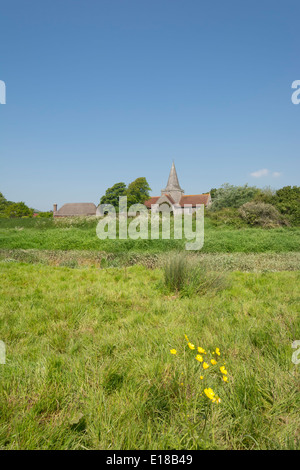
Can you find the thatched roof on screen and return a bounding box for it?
[54,203,96,217]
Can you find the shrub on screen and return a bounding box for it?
[238,202,288,228]
[37,211,53,218]
[205,207,246,228]
[210,183,260,211]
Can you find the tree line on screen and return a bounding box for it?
[0,180,299,226]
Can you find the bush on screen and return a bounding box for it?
[205,207,246,228]
[238,202,288,228]
[210,183,260,211]
[37,211,53,218]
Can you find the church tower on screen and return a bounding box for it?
[161,162,184,204]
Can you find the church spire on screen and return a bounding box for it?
[164,161,182,191]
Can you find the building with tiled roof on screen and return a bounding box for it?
[144,163,211,214]
[53,202,97,217]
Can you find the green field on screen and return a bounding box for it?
[0,217,299,253]
[0,263,299,449]
[0,218,299,449]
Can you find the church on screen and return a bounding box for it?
[144,162,211,214]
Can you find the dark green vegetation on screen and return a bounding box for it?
[210,184,300,226]
[0,263,299,449]
[100,177,151,208]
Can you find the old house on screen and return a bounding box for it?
[53,203,97,217]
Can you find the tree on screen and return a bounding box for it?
[253,186,276,205]
[272,186,300,225]
[209,188,218,199]
[99,182,127,209]
[5,202,33,218]
[210,183,259,211]
[126,177,151,206]
[0,192,13,215]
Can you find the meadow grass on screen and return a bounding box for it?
[0,262,299,449]
[0,217,299,253]
[1,249,300,271]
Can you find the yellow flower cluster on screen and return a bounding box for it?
[204,388,221,404]
[170,335,229,404]
[220,365,228,382]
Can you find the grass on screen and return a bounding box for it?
[163,253,227,295]
[1,249,300,271]
[0,217,299,253]
[0,262,299,450]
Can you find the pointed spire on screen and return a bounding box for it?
[164,161,182,191]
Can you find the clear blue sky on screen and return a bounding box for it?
[0,0,299,210]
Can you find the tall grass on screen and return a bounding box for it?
[163,253,187,291]
[163,253,227,296]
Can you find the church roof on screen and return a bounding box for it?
[144,197,160,208]
[144,194,176,208]
[179,194,210,207]
[162,162,183,192]
[144,193,211,208]
[144,163,211,209]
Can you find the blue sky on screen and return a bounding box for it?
[0,0,299,210]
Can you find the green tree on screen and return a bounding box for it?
[253,186,276,205]
[126,177,151,206]
[272,186,300,225]
[210,183,259,211]
[0,192,13,215]
[100,182,127,209]
[209,188,217,199]
[5,202,33,218]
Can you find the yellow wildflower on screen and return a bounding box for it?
[200,376,204,380]
[220,366,227,375]
[184,334,189,342]
[222,375,228,382]
[188,342,195,350]
[195,354,203,362]
[203,362,209,369]
[170,349,177,355]
[197,346,205,354]
[213,396,221,404]
[211,359,217,365]
[216,348,221,356]
[204,388,215,400]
